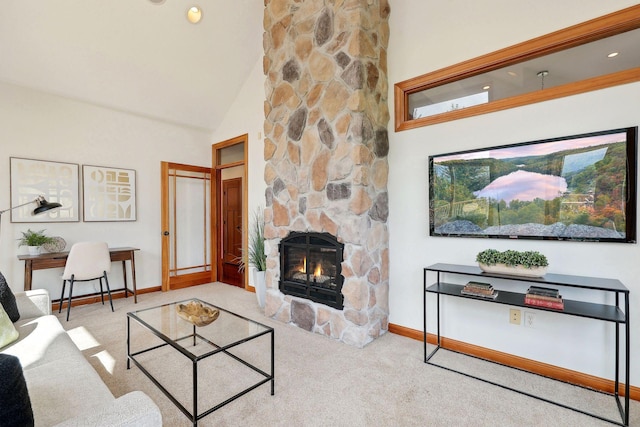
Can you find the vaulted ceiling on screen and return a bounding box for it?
[0,0,263,132]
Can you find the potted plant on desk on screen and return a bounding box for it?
[18,229,54,256]
[239,207,267,308]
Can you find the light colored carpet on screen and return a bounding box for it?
[56,283,638,427]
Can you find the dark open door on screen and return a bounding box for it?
[220,177,243,286]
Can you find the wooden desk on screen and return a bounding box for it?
[18,247,139,303]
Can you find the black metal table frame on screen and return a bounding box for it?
[424,265,630,426]
[127,301,274,427]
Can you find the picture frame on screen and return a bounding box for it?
[10,157,80,223]
[82,165,137,222]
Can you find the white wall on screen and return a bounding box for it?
[0,82,212,297]
[210,58,266,288]
[211,58,267,221]
[387,1,640,384]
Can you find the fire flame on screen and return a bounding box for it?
[296,258,322,277]
[298,257,306,273]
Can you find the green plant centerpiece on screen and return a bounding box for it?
[476,249,548,277]
[18,229,54,247]
[18,229,54,255]
[239,207,266,272]
[238,207,267,308]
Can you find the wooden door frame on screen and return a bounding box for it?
[212,134,249,289]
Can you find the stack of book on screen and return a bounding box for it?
[525,286,564,310]
[461,281,498,299]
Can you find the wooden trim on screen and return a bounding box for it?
[211,153,220,283]
[167,271,212,287]
[215,160,244,170]
[243,137,249,290]
[162,162,212,173]
[388,323,423,341]
[53,286,160,311]
[160,162,170,292]
[213,134,248,154]
[394,5,640,131]
[388,323,640,401]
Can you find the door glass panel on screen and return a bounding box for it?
[218,142,244,164]
[169,169,211,278]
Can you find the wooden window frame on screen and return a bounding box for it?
[394,5,640,132]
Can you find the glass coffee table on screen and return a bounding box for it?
[127,298,274,426]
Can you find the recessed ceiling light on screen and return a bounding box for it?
[483,85,491,90]
[187,6,202,24]
[607,52,619,58]
[507,71,517,77]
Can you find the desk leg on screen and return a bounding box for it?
[130,251,138,304]
[122,260,129,299]
[23,260,33,291]
[120,251,138,303]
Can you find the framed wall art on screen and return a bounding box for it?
[10,157,79,222]
[83,165,137,222]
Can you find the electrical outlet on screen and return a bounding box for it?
[509,308,521,325]
[524,311,535,328]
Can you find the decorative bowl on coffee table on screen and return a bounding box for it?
[176,300,220,327]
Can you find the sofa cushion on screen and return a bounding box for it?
[52,391,162,427]
[0,305,19,349]
[0,272,20,322]
[1,315,74,369]
[24,353,115,426]
[0,353,34,427]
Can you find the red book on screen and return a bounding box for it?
[524,296,564,310]
[525,293,563,302]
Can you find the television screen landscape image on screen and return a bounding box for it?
[429,127,638,243]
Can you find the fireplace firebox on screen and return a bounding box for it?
[279,232,344,310]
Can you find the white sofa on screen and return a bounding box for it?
[1,290,162,426]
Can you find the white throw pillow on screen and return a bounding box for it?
[0,305,19,349]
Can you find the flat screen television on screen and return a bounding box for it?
[429,127,637,243]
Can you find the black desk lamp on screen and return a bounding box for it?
[0,196,62,220]
[0,196,63,241]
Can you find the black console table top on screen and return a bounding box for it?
[426,263,629,293]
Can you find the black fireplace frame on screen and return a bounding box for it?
[279,232,344,310]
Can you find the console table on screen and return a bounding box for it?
[424,263,630,426]
[18,247,139,303]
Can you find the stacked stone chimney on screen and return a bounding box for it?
[262,0,390,347]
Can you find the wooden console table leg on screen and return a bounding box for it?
[23,260,33,291]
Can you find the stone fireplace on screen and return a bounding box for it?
[262,0,390,347]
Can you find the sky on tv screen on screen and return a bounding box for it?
[435,132,624,162]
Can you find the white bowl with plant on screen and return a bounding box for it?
[18,229,54,255]
[476,249,548,277]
